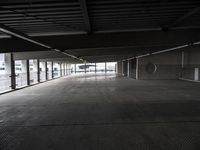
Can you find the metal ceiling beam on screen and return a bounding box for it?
[163,6,200,30]
[0,23,84,62]
[79,0,91,33]
[172,7,200,26]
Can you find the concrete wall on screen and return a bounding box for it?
[181,46,200,81]
[119,45,200,81]
[137,51,181,79]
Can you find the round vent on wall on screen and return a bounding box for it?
[145,63,157,74]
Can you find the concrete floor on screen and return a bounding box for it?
[0,73,200,150]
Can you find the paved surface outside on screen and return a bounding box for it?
[0,73,200,150]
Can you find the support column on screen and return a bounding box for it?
[66,63,68,75]
[122,61,124,76]
[63,63,66,76]
[116,61,122,76]
[136,58,139,80]
[5,53,16,89]
[95,63,97,73]
[74,64,76,74]
[127,60,130,77]
[115,63,117,73]
[64,63,67,76]
[26,60,30,86]
[105,62,107,73]
[45,61,48,80]
[37,59,40,82]
[85,63,86,73]
[60,63,62,77]
[51,61,54,79]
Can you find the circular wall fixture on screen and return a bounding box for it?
[145,63,157,74]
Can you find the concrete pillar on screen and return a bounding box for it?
[128,59,133,78]
[85,63,86,73]
[105,62,107,73]
[10,54,16,89]
[122,61,124,76]
[116,62,118,73]
[69,64,72,75]
[74,64,76,74]
[5,53,16,89]
[181,51,184,69]
[117,61,122,75]
[37,59,40,82]
[127,60,130,77]
[123,60,128,76]
[95,63,97,73]
[63,63,65,76]
[194,68,199,81]
[26,60,30,86]
[64,63,66,76]
[60,63,62,77]
[136,58,139,80]
[51,61,54,79]
[62,63,64,76]
[66,64,68,75]
[45,61,48,80]
[66,63,68,75]
[62,63,65,76]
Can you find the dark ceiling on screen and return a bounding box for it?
[0,0,200,62]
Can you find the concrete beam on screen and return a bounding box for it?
[13,51,69,60]
[79,0,91,33]
[0,23,83,61]
[1,29,200,53]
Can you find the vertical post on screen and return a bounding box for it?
[75,64,76,74]
[26,60,30,85]
[122,61,124,76]
[95,63,97,73]
[60,63,62,77]
[10,53,16,89]
[181,51,184,69]
[51,61,54,79]
[45,61,48,80]
[37,59,40,82]
[116,62,118,73]
[105,62,107,73]
[136,58,139,80]
[115,63,117,73]
[127,60,130,77]
[194,68,199,81]
[63,63,65,76]
[181,51,184,78]
[65,63,67,75]
[64,63,67,76]
[85,63,86,73]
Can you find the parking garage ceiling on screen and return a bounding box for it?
[0,0,200,62]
